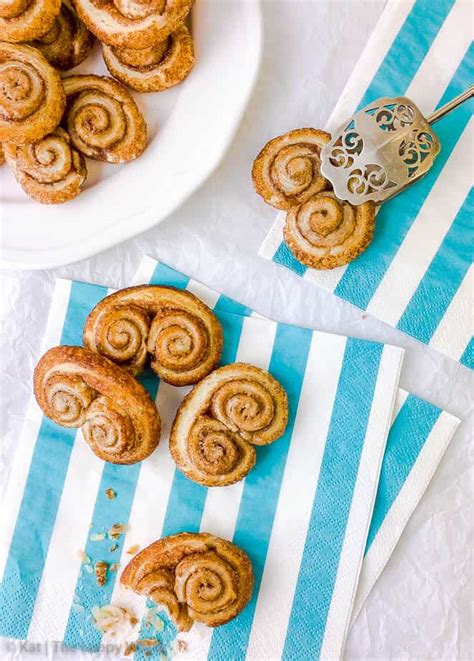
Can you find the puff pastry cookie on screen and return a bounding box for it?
[33,345,161,464]
[4,127,87,203]
[283,191,376,269]
[83,285,223,386]
[71,0,193,49]
[102,24,194,93]
[30,1,94,71]
[62,74,147,162]
[252,128,330,211]
[0,0,61,43]
[0,43,65,143]
[170,363,288,486]
[121,532,254,631]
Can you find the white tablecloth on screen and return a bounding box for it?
[1,2,472,658]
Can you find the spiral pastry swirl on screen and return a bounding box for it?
[4,127,87,203]
[33,345,161,464]
[0,0,61,43]
[170,363,288,486]
[62,74,147,163]
[283,191,376,269]
[0,43,65,144]
[102,24,194,93]
[71,0,193,48]
[83,285,223,386]
[30,1,94,71]
[252,128,331,211]
[121,533,254,630]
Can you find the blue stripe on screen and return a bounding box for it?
[283,339,383,659]
[397,189,474,342]
[208,324,312,661]
[334,46,473,311]
[63,369,160,651]
[356,0,455,109]
[273,241,307,277]
[0,281,107,639]
[149,261,190,289]
[366,395,441,551]
[460,337,474,370]
[214,294,252,317]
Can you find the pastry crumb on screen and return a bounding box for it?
[94,560,109,586]
[78,550,91,564]
[126,544,140,555]
[92,604,137,635]
[137,638,158,647]
[109,523,127,540]
[105,488,117,500]
[176,639,188,653]
[124,642,136,656]
[90,532,106,542]
[110,563,120,572]
[109,543,119,552]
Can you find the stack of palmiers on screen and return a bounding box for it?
[0,0,195,203]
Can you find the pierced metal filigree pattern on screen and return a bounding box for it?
[320,96,440,205]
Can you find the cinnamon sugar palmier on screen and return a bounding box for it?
[30,1,94,71]
[102,24,194,93]
[0,43,65,144]
[252,128,331,211]
[71,0,193,48]
[121,533,254,630]
[62,74,147,163]
[33,345,161,464]
[0,0,61,43]
[0,144,4,164]
[283,191,376,269]
[4,127,87,203]
[83,285,223,386]
[170,363,288,486]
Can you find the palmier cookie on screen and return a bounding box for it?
[71,0,193,49]
[83,285,223,386]
[62,74,147,163]
[0,0,61,43]
[170,363,289,486]
[252,128,331,211]
[30,1,94,71]
[102,24,194,93]
[0,43,65,144]
[121,533,254,631]
[283,191,376,269]
[4,127,87,203]
[33,345,161,464]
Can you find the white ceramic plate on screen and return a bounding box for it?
[0,0,262,269]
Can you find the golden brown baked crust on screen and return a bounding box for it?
[121,533,254,630]
[283,191,376,269]
[4,127,87,203]
[83,285,223,386]
[252,128,331,211]
[170,363,288,486]
[0,0,61,43]
[0,144,4,165]
[0,43,66,144]
[71,0,193,48]
[30,1,94,71]
[62,74,147,163]
[33,345,161,464]
[102,24,194,93]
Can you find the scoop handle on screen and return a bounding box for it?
[427,84,473,124]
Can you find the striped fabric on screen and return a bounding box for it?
[259,0,473,368]
[0,257,460,660]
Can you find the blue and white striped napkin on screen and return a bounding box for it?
[0,257,460,660]
[259,0,473,368]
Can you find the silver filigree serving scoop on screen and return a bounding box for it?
[320,85,473,206]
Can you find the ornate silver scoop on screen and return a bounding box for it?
[320,85,473,206]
